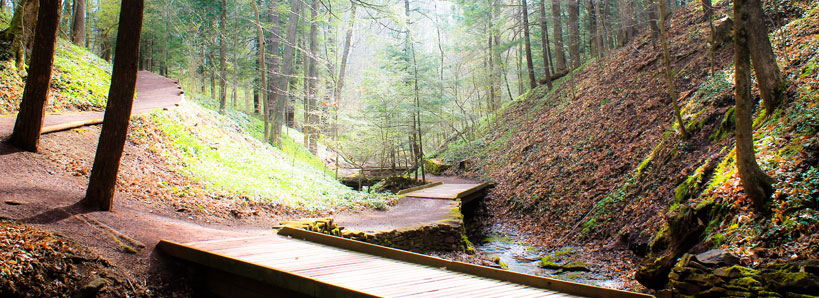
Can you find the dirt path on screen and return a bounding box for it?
[0,71,184,140]
[0,72,266,291]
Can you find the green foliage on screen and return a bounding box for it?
[51,41,112,109]
[141,103,394,211]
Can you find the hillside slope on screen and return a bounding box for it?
[442,0,818,289]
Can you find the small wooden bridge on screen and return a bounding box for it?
[398,182,491,204]
[159,227,650,298]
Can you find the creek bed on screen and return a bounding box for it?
[474,225,626,290]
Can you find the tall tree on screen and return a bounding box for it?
[6,0,60,152]
[568,0,580,68]
[250,0,268,138]
[586,0,599,59]
[71,0,85,45]
[733,0,775,212]
[305,0,318,154]
[521,0,536,89]
[551,0,566,71]
[702,0,715,73]
[747,0,785,112]
[334,3,357,105]
[538,0,553,89]
[83,0,145,211]
[266,0,282,144]
[656,0,688,138]
[272,0,302,146]
[218,0,227,113]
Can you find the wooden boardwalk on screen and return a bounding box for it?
[159,228,651,298]
[400,183,490,203]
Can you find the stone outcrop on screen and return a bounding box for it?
[657,250,819,298]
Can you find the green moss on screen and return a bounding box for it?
[705,147,737,192]
[710,107,736,142]
[539,260,561,269]
[563,261,590,272]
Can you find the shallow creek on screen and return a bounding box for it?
[474,225,625,290]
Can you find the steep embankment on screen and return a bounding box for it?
[442,0,818,288]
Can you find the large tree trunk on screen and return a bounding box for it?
[733,0,775,212]
[306,0,318,154]
[7,0,60,153]
[702,0,715,72]
[587,0,599,59]
[272,0,301,146]
[83,0,144,211]
[568,0,580,68]
[538,0,552,89]
[657,0,688,138]
[218,0,227,113]
[550,0,566,72]
[71,0,85,46]
[521,0,536,89]
[747,0,785,113]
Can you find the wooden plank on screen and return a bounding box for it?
[186,235,282,250]
[279,228,652,298]
[396,182,444,195]
[157,239,380,298]
[366,275,478,297]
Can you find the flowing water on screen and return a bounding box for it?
[474,226,626,290]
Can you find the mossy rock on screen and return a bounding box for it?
[539,260,562,270]
[562,262,590,272]
[424,159,453,175]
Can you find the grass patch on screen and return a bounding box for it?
[136,102,394,211]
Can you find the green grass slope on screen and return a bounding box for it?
[0,40,111,114]
[130,97,393,212]
[441,0,818,265]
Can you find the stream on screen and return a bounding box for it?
[474,225,626,290]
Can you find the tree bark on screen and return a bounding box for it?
[521,0,537,89]
[746,0,785,113]
[587,0,599,59]
[306,0,318,154]
[7,0,60,153]
[568,0,580,68]
[657,0,688,138]
[272,0,301,146]
[551,0,566,71]
[702,0,715,72]
[266,0,282,144]
[733,0,775,213]
[218,0,227,113]
[334,3,356,105]
[83,0,144,211]
[539,0,553,89]
[250,0,268,138]
[71,0,85,46]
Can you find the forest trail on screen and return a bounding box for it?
[334,176,482,232]
[0,71,184,140]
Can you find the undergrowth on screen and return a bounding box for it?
[0,40,111,114]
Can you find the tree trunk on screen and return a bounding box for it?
[70,0,84,45]
[250,0,268,138]
[521,0,536,89]
[747,0,785,113]
[334,3,356,105]
[733,0,775,213]
[7,0,60,153]
[218,0,227,113]
[266,0,281,144]
[551,0,566,71]
[273,0,301,146]
[587,0,599,59]
[702,0,715,72]
[539,0,553,89]
[83,0,144,211]
[568,0,580,68]
[657,0,688,138]
[306,0,318,154]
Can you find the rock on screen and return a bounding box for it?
[539,259,562,270]
[424,159,452,175]
[73,278,107,298]
[562,262,590,272]
[711,16,734,48]
[696,249,740,267]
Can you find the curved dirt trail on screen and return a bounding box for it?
[0,71,184,139]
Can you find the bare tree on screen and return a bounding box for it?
[551,0,566,71]
[538,0,553,89]
[568,0,580,68]
[218,0,227,113]
[71,0,85,46]
[747,0,785,112]
[656,0,688,138]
